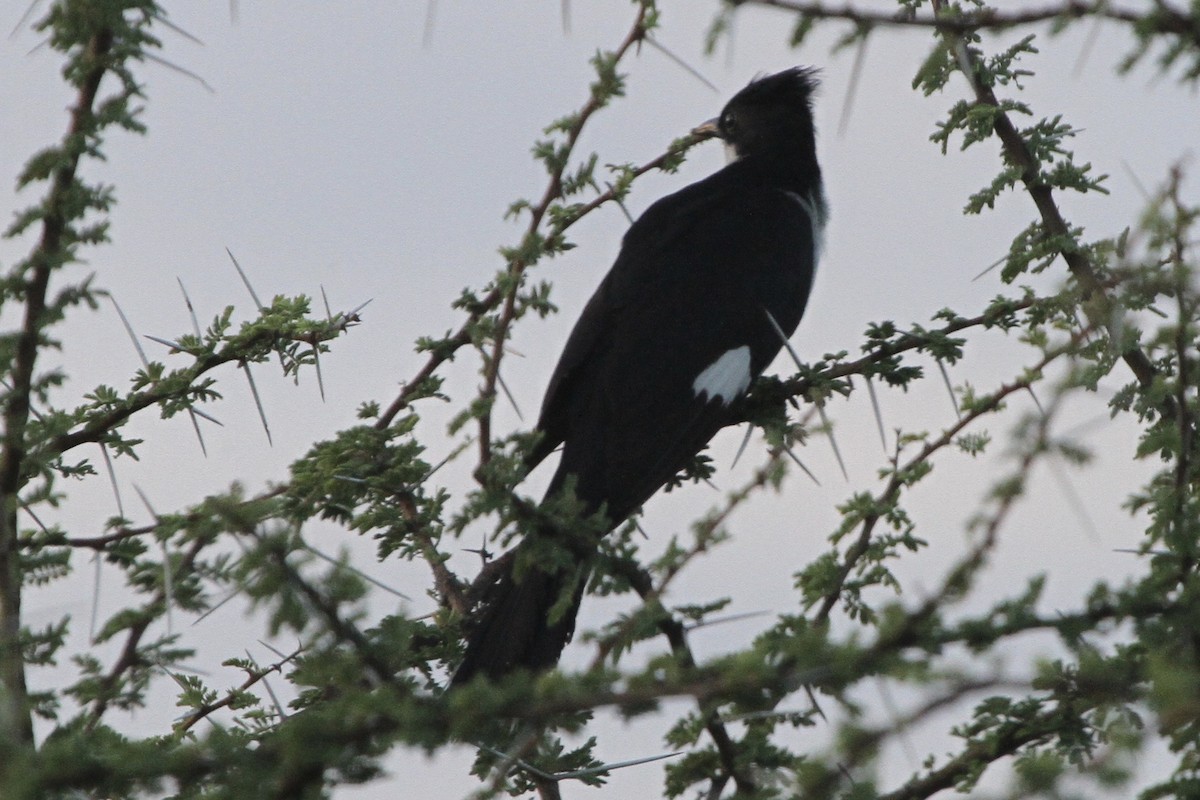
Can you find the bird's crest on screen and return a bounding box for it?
[733,66,820,110]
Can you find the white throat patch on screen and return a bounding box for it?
[692,346,752,406]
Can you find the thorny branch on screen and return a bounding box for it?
[86,532,211,727]
[731,0,1198,43]
[1,23,115,751]
[174,644,304,733]
[802,677,1029,796]
[447,595,1158,726]
[889,0,1200,439]
[1163,169,1197,575]
[246,527,393,687]
[591,447,789,668]
[595,448,790,797]
[453,329,1077,794]
[35,487,288,551]
[475,5,654,468]
[875,704,1075,800]
[26,292,1040,552]
[403,495,469,615]
[812,336,1082,625]
[46,318,354,460]
[794,351,1143,798]
[374,5,665,436]
[750,296,1042,423]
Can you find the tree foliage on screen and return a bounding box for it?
[2,1,1199,798]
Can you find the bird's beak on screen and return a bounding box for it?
[691,117,722,140]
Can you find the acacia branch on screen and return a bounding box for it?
[591,447,787,669]
[475,3,653,466]
[732,0,1193,40]
[374,4,712,435]
[591,449,790,796]
[47,320,350,459]
[174,645,304,733]
[749,294,1042,421]
[248,527,393,686]
[914,0,1192,432]
[876,704,1070,800]
[800,677,1027,796]
[0,23,116,752]
[28,486,288,551]
[811,338,1079,625]
[86,532,212,727]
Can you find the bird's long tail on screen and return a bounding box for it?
[451,547,588,686]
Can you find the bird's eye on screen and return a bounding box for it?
[721,111,737,133]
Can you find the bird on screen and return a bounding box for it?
[453,66,827,684]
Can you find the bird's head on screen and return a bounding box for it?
[693,67,820,164]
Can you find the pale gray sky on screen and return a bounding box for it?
[2,2,1196,797]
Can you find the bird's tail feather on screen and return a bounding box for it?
[452,551,588,685]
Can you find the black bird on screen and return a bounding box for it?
[454,67,827,684]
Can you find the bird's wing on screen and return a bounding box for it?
[529,177,726,467]
[535,168,819,522]
[526,268,617,468]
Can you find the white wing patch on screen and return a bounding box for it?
[692,346,752,406]
[781,189,828,266]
